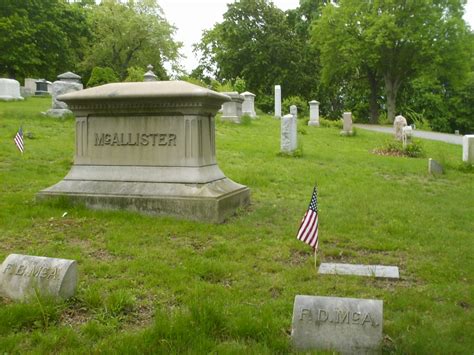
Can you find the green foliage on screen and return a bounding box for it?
[375,139,426,158]
[233,77,246,93]
[180,76,207,88]
[81,0,180,80]
[403,108,432,131]
[0,0,91,81]
[211,80,234,92]
[87,67,119,88]
[282,96,308,118]
[240,114,252,126]
[320,117,343,129]
[124,66,145,82]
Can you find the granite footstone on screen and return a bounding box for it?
[318,263,399,279]
[292,295,383,354]
[0,254,77,300]
[428,158,444,175]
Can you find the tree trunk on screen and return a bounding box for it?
[385,75,400,123]
[368,70,379,124]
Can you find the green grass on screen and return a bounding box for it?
[0,98,473,353]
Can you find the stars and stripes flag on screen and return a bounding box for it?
[296,186,319,250]
[14,127,24,153]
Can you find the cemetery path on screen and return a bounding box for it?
[355,124,463,145]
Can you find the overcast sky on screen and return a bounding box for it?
[159,0,474,74]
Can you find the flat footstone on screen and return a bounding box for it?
[318,263,399,279]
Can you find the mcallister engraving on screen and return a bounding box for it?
[299,308,379,327]
[3,263,60,280]
[94,133,177,147]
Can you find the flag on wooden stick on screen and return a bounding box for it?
[14,127,24,153]
[296,186,319,250]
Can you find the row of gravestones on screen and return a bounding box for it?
[0,78,55,101]
[0,252,397,353]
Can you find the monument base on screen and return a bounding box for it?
[308,121,319,127]
[221,115,241,123]
[37,173,250,223]
[46,108,73,118]
[340,130,354,136]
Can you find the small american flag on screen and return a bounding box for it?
[296,186,319,249]
[14,127,24,153]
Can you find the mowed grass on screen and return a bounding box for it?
[0,97,473,353]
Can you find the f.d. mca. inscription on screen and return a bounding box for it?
[94,132,177,147]
[299,308,379,327]
[2,263,60,280]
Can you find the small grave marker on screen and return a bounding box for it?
[0,254,78,300]
[318,263,399,279]
[292,295,383,353]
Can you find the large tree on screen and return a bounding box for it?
[313,0,471,123]
[194,0,308,106]
[82,0,182,80]
[0,0,91,80]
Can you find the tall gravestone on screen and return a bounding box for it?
[24,78,37,96]
[37,81,250,223]
[221,92,244,123]
[281,114,297,153]
[274,85,281,119]
[241,91,256,118]
[308,100,320,126]
[393,115,407,141]
[0,79,24,101]
[290,105,298,119]
[47,72,83,118]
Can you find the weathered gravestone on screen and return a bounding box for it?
[37,81,250,223]
[393,115,407,141]
[340,112,353,136]
[281,114,297,153]
[221,92,244,123]
[23,78,37,96]
[47,72,83,118]
[0,254,77,300]
[292,295,383,354]
[428,158,444,175]
[241,91,256,118]
[274,85,281,119]
[290,105,298,119]
[462,135,474,164]
[0,79,24,101]
[318,263,399,279]
[308,100,320,127]
[35,79,49,96]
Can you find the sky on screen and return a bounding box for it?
[159,0,474,74]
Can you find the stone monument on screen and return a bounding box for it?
[281,114,297,153]
[221,92,244,123]
[47,72,83,118]
[402,125,413,148]
[0,79,24,101]
[24,78,37,96]
[393,115,407,141]
[308,100,320,126]
[241,91,256,118]
[340,112,353,136]
[290,105,298,119]
[462,135,474,164]
[143,64,158,82]
[37,81,250,223]
[292,295,383,353]
[0,254,77,300]
[35,79,49,96]
[428,158,444,175]
[274,85,281,119]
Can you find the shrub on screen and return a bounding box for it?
[320,117,343,129]
[87,67,119,87]
[124,66,145,82]
[282,96,308,117]
[234,77,246,93]
[374,139,425,158]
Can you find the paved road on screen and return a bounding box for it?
[355,124,463,145]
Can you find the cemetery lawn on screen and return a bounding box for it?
[1,97,473,354]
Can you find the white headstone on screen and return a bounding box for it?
[318,263,399,279]
[290,105,298,119]
[462,135,474,164]
[402,125,413,148]
[394,115,407,141]
[281,114,297,153]
[0,254,78,300]
[47,72,83,118]
[340,112,353,135]
[274,85,281,119]
[0,79,24,101]
[308,100,320,127]
[292,295,383,353]
[241,91,256,118]
[221,91,244,123]
[24,78,37,96]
